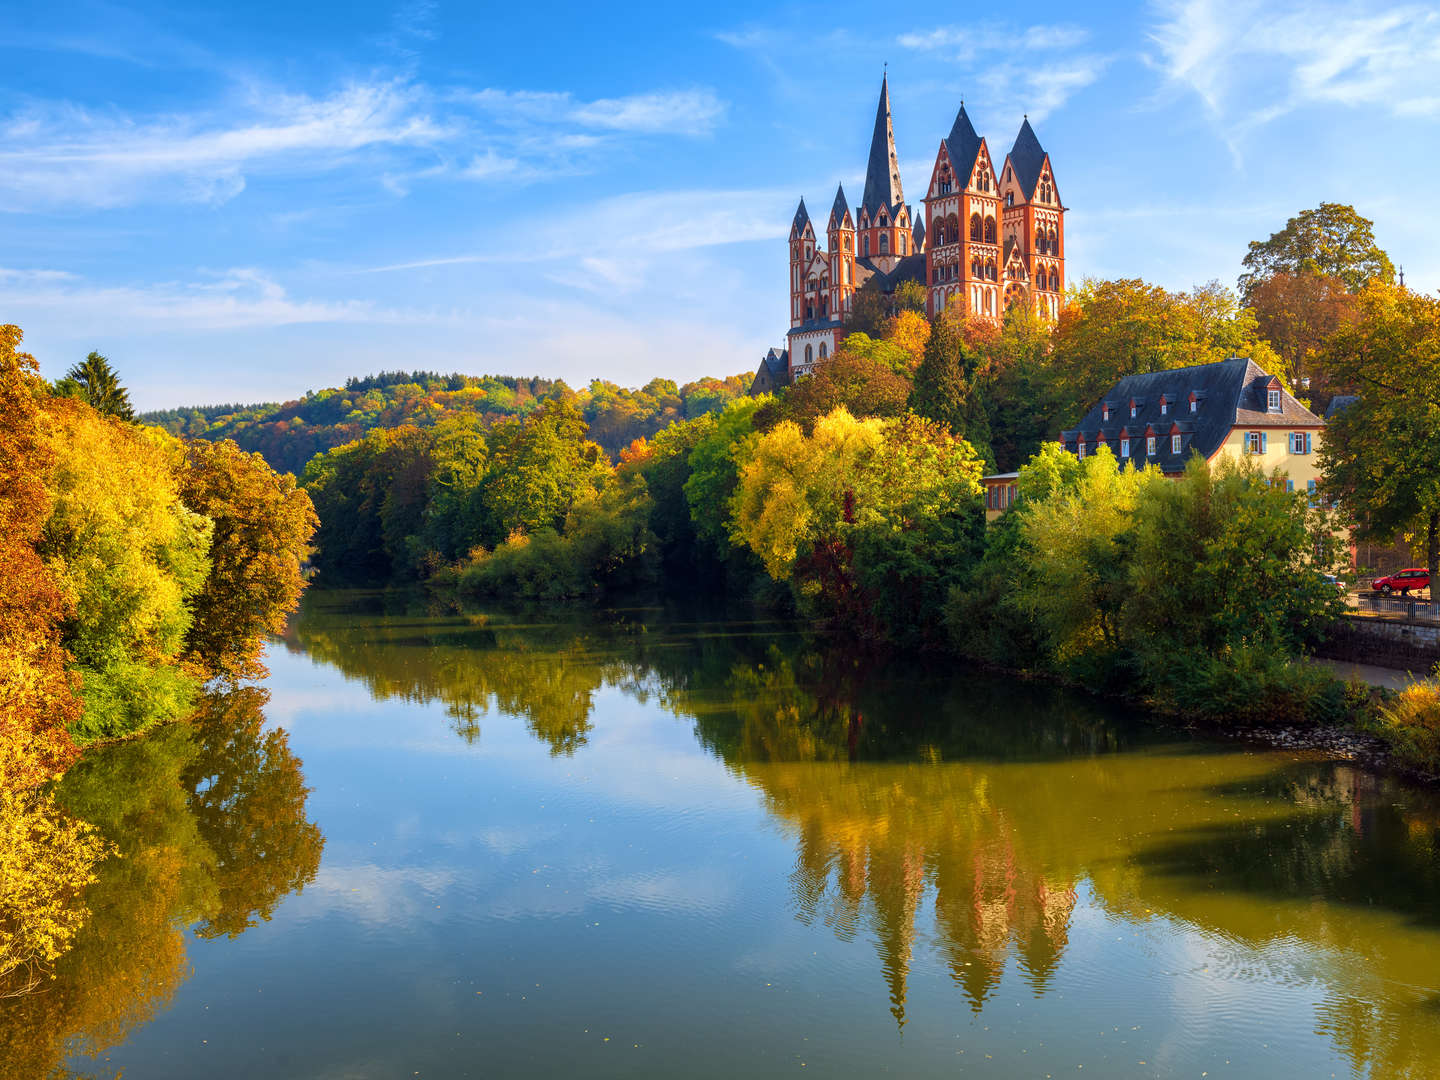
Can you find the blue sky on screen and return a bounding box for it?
[2,0,1437,410]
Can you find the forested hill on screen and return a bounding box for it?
[142,369,751,475]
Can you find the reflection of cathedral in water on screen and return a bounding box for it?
[761,765,1078,1027]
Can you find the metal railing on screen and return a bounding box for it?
[1353,591,1438,622]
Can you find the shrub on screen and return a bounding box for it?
[1375,677,1440,771]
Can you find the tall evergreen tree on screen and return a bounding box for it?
[55,351,136,422]
[908,311,993,466]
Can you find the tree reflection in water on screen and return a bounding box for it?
[286,592,1440,1073]
[0,688,322,1079]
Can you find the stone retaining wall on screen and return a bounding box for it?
[1315,614,1440,672]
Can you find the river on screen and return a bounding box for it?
[7,589,1440,1079]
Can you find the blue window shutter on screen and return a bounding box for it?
[1260,432,1267,453]
[1286,479,1294,493]
[1305,432,1312,454]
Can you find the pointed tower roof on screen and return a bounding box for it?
[912,214,925,246]
[861,74,905,218]
[1007,116,1047,198]
[828,183,852,229]
[945,102,983,179]
[791,197,813,237]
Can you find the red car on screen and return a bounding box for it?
[1371,568,1431,596]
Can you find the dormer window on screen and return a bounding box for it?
[1171,434,1181,454]
[1130,404,1137,419]
[1120,437,1130,457]
[1267,388,1281,412]
[1102,405,1110,422]
[1160,397,1168,416]
[1078,440,1086,460]
[1189,397,1197,413]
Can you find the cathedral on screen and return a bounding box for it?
[756,75,1065,390]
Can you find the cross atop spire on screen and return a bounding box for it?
[861,73,904,218]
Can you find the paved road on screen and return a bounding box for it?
[1315,658,1430,691]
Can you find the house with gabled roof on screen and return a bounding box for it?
[982,357,1327,521]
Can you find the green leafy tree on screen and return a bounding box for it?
[1124,456,1345,721]
[731,407,984,642]
[1016,446,1144,682]
[762,346,911,431]
[1239,203,1395,302]
[176,438,318,680]
[54,351,136,422]
[684,395,767,560]
[1048,278,1287,430]
[909,307,992,463]
[39,401,212,739]
[482,399,607,543]
[1319,283,1440,585]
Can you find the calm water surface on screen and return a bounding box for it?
[8,590,1440,1078]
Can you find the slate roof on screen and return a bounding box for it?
[944,104,983,182]
[786,317,844,335]
[861,74,905,218]
[1325,395,1359,419]
[1060,357,1324,472]
[750,348,791,394]
[912,214,925,246]
[1007,117,1047,199]
[791,197,812,236]
[855,253,927,292]
[828,184,851,229]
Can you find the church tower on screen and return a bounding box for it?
[827,184,856,324]
[789,197,815,330]
[857,74,912,272]
[924,103,1000,320]
[998,117,1064,320]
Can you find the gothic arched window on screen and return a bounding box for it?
[879,233,889,254]
[987,260,997,281]
[1048,227,1058,253]
[971,256,981,278]
[804,344,813,364]
[983,217,996,244]
[820,296,828,317]
[818,342,828,359]
[970,213,982,241]
[1049,269,1059,291]
[900,234,907,255]
[862,235,870,257]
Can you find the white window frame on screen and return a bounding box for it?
[1267,388,1281,412]
[1171,434,1181,454]
[1146,435,1156,456]
[1120,437,1130,457]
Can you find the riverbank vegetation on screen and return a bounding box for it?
[1,324,318,997]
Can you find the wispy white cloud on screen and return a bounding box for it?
[0,265,444,330]
[461,86,726,135]
[977,55,1112,123]
[897,20,1107,120]
[0,79,445,211]
[360,186,788,282]
[0,78,728,212]
[1147,0,1440,132]
[898,23,1091,56]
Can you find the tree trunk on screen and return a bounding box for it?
[1429,509,1440,602]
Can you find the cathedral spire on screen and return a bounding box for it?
[861,74,904,218]
[828,183,851,229]
[945,102,983,179]
[1007,116,1047,198]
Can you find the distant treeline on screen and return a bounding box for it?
[142,370,751,475]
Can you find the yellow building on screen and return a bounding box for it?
[982,357,1325,521]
